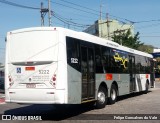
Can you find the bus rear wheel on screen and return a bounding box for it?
[96,86,107,109]
[109,84,118,104]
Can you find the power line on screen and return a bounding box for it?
[141,35,160,37]
[54,0,134,24]
[136,22,160,30]
[52,0,160,29]
[0,0,40,10]
[59,0,100,13]
[53,9,98,21]
[52,11,91,28]
[50,1,134,28]
[51,1,99,17]
[134,19,160,24]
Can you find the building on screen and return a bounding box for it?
[84,19,134,40]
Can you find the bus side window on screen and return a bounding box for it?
[95,45,103,73]
[101,46,110,73]
[66,37,80,71]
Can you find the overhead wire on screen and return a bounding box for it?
[136,22,160,30]
[49,0,135,31]
[57,0,134,24]
[1,0,160,34]
[0,0,40,10]
[51,11,91,28]
[50,1,99,17]
[134,19,160,24]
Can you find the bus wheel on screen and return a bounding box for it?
[109,84,117,104]
[145,82,149,94]
[96,86,107,109]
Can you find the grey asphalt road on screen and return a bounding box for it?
[0,81,160,123]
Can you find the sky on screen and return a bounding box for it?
[1,0,160,64]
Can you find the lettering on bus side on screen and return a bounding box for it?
[71,58,78,64]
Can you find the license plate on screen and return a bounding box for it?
[26,84,36,88]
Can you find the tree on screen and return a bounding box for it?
[137,45,153,53]
[112,29,144,50]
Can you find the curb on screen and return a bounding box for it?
[155,78,160,81]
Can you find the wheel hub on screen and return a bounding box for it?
[111,89,116,100]
[98,91,105,104]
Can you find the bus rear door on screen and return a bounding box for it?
[81,45,95,101]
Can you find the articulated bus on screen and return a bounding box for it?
[5,27,155,108]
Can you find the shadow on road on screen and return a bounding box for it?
[4,103,95,120]
[117,91,152,102]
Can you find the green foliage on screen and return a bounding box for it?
[137,45,153,53]
[112,29,144,50]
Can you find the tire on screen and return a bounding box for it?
[109,84,118,104]
[95,86,107,109]
[144,82,149,94]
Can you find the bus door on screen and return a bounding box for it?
[129,55,136,92]
[81,46,95,101]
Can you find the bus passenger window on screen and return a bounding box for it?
[95,45,103,73]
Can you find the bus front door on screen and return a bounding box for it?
[129,55,136,92]
[81,46,95,101]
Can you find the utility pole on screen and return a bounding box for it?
[48,0,52,26]
[40,2,48,26]
[100,4,102,20]
[106,13,110,40]
[40,2,44,26]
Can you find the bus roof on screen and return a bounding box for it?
[7,27,153,58]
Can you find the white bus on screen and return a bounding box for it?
[5,27,155,108]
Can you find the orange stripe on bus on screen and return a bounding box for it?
[25,67,35,71]
[146,74,149,79]
[106,74,113,80]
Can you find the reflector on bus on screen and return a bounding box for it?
[146,74,149,79]
[25,67,35,71]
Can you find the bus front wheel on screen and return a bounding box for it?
[96,86,107,109]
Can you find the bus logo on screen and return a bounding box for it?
[17,68,21,73]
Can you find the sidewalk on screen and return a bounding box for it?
[155,78,160,81]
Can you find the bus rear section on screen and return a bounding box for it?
[5,27,67,104]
